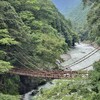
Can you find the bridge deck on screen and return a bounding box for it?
[7,47,99,79]
[9,68,87,79]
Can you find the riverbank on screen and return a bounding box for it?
[83,41,99,48]
[60,53,71,61]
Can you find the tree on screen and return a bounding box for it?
[0,60,13,73]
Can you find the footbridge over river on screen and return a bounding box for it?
[8,46,100,79]
[9,68,88,79]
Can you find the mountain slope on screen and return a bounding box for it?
[87,0,100,45]
[0,0,78,70]
[0,0,78,97]
[65,2,92,32]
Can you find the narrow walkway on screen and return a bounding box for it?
[9,68,85,79]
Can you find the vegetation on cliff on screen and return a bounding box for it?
[0,93,20,100]
[0,0,78,98]
[0,0,78,71]
[87,0,100,45]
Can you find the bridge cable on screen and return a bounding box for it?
[79,64,93,71]
[66,48,100,68]
[13,47,38,70]
[0,18,39,69]
[9,53,30,69]
[65,47,99,67]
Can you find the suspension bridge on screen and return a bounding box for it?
[0,18,99,79]
[9,68,87,79]
[7,47,100,79]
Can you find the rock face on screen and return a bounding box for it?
[19,76,47,94]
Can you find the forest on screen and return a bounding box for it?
[0,0,100,100]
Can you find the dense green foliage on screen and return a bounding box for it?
[0,75,20,94]
[89,61,100,95]
[33,61,100,100]
[0,60,13,72]
[0,93,20,100]
[0,0,78,70]
[66,0,100,44]
[65,0,93,42]
[0,0,99,99]
[0,29,17,72]
[66,2,92,33]
[87,1,100,45]
[80,0,100,44]
[0,0,78,98]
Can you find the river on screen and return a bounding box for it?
[61,43,100,70]
[23,43,100,100]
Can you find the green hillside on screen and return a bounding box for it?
[87,0,100,45]
[0,0,78,71]
[0,0,78,98]
[66,2,92,32]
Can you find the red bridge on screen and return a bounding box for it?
[9,68,87,79]
[7,47,99,79]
